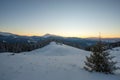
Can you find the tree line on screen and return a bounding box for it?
[0,39,51,53]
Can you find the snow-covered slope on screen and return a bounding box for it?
[24,42,88,56]
[0,42,120,80]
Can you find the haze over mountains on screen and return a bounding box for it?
[0,31,120,53]
[0,31,120,41]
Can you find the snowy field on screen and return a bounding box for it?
[0,42,120,80]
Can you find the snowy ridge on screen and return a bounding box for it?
[0,42,120,80]
[25,42,88,56]
[0,32,15,36]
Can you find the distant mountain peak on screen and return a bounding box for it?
[43,33,59,38]
[0,32,16,36]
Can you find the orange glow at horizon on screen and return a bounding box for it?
[12,32,120,38]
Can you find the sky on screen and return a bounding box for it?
[0,0,120,38]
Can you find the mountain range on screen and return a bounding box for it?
[0,31,120,53]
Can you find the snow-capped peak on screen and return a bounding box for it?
[43,33,59,38]
[0,32,16,36]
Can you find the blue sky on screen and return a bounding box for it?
[0,0,120,38]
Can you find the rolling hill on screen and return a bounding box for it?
[0,42,120,80]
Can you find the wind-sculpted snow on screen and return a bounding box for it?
[0,42,120,80]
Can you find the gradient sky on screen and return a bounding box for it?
[0,0,120,38]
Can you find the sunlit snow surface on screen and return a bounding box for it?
[0,42,120,80]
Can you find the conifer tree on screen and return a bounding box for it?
[84,36,119,74]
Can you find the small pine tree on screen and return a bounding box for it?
[84,40,119,74]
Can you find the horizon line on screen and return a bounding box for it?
[0,31,120,39]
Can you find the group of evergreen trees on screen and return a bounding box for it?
[0,39,51,53]
[0,37,83,53]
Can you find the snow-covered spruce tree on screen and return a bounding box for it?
[84,40,119,74]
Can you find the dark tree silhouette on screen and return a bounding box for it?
[84,36,119,74]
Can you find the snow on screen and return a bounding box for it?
[25,42,87,56]
[108,47,120,72]
[0,32,14,36]
[0,42,120,80]
[2,40,6,43]
[43,34,59,38]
